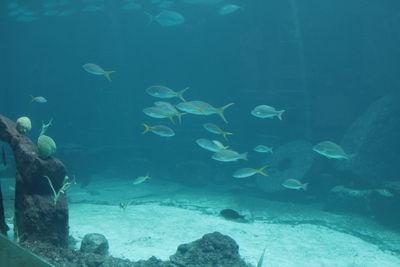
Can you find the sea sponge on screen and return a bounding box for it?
[37,135,56,159]
[16,116,32,134]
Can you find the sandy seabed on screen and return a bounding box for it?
[67,178,400,267]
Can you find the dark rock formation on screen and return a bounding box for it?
[169,232,249,267]
[0,182,8,235]
[256,140,315,193]
[80,233,109,256]
[338,93,400,188]
[0,115,68,246]
[20,232,251,267]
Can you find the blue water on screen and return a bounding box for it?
[1,0,400,264]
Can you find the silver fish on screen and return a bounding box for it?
[142,123,175,137]
[251,105,285,120]
[203,123,232,140]
[196,138,228,152]
[83,63,115,82]
[232,166,268,178]
[218,4,242,15]
[150,10,185,27]
[133,174,151,185]
[313,141,351,160]
[282,179,308,190]
[146,85,189,102]
[254,145,273,153]
[212,150,247,162]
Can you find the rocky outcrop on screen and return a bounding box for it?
[80,233,109,256]
[338,93,400,188]
[0,183,8,235]
[21,232,250,267]
[170,232,249,267]
[256,140,315,193]
[0,115,68,246]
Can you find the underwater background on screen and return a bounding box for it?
[1,0,400,266]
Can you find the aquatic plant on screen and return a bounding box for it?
[43,175,75,204]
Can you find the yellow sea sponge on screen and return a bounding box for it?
[37,135,56,159]
[16,116,32,134]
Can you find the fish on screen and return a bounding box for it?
[143,107,176,123]
[254,145,273,153]
[375,189,394,198]
[30,95,47,103]
[145,85,189,102]
[212,149,247,162]
[176,101,234,123]
[251,105,285,120]
[196,138,229,152]
[203,123,232,140]
[257,247,267,267]
[83,63,115,82]
[232,165,268,178]
[218,4,242,15]
[142,123,175,137]
[313,141,351,160]
[154,101,186,124]
[282,179,308,190]
[148,10,185,27]
[133,173,151,185]
[219,209,245,220]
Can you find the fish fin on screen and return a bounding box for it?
[222,131,233,141]
[257,247,267,267]
[302,183,309,190]
[176,112,186,124]
[142,123,153,134]
[256,165,268,176]
[104,70,115,82]
[176,87,189,102]
[218,103,234,123]
[167,115,176,125]
[277,110,285,120]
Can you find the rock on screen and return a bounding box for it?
[80,233,109,256]
[169,232,249,267]
[338,93,400,188]
[256,140,315,193]
[0,115,68,246]
[0,183,8,235]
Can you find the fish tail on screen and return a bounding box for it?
[218,102,234,123]
[241,152,248,161]
[29,95,35,103]
[177,112,186,124]
[104,70,116,82]
[302,183,309,190]
[167,115,176,125]
[256,165,268,176]
[142,123,153,134]
[177,87,189,102]
[277,110,285,120]
[222,131,233,141]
